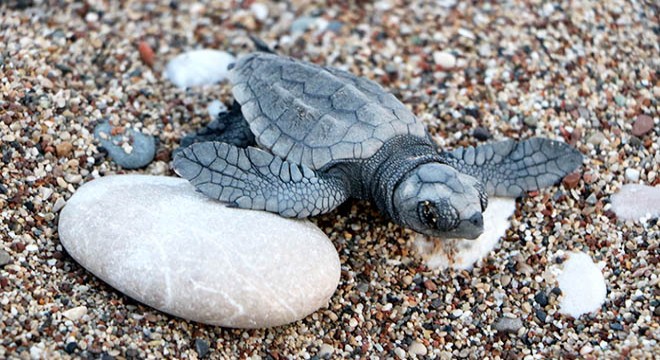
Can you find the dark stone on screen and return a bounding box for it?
[610,322,624,331]
[125,348,139,358]
[464,107,480,119]
[195,339,210,358]
[93,122,156,169]
[535,309,547,322]
[551,287,562,296]
[534,291,549,307]
[472,127,490,141]
[64,342,78,354]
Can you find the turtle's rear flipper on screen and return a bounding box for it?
[173,141,348,218]
[179,101,255,149]
[442,138,583,197]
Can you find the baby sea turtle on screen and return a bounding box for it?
[174,52,582,239]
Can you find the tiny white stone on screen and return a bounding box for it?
[433,51,456,68]
[394,347,406,359]
[409,341,428,356]
[58,175,340,328]
[624,168,640,182]
[556,252,606,318]
[62,306,87,321]
[610,184,660,221]
[415,198,516,270]
[25,244,38,252]
[250,3,268,21]
[164,50,235,88]
[207,100,227,119]
[318,344,334,357]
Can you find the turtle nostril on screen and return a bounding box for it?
[469,212,483,228]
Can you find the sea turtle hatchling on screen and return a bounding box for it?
[174,52,582,239]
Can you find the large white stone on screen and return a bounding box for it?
[58,175,340,328]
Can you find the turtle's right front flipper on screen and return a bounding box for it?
[442,137,583,197]
[173,142,348,218]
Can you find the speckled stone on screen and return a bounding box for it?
[58,175,340,328]
[94,122,156,169]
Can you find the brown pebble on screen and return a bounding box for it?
[632,115,653,136]
[55,142,73,157]
[582,172,596,184]
[562,172,581,189]
[138,41,155,67]
[423,280,437,291]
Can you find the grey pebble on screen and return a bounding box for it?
[586,193,598,205]
[493,317,523,333]
[291,16,317,33]
[0,250,11,267]
[94,122,156,169]
[524,116,538,126]
[473,127,490,141]
[614,95,626,107]
[194,339,210,358]
[326,21,343,33]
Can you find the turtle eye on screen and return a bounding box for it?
[475,182,488,211]
[417,201,437,227]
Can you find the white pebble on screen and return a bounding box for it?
[556,252,606,317]
[409,341,428,356]
[433,51,456,68]
[207,100,227,119]
[624,168,640,182]
[164,50,235,88]
[62,306,87,321]
[250,3,268,21]
[610,184,660,221]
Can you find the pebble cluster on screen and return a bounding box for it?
[0,0,657,359]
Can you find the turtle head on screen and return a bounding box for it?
[392,163,488,239]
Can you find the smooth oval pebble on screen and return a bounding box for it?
[94,122,156,169]
[58,175,340,328]
[164,49,235,88]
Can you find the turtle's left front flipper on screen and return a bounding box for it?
[441,138,583,197]
[173,141,349,218]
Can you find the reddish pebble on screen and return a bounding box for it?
[423,280,437,291]
[138,41,155,67]
[562,172,581,189]
[632,115,653,136]
[583,172,596,184]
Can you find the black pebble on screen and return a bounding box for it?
[534,292,549,307]
[195,339,210,358]
[551,287,562,296]
[64,342,78,354]
[472,127,490,141]
[465,107,480,119]
[535,309,547,322]
[610,322,624,331]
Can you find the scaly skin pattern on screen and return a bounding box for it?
[441,138,583,197]
[174,141,348,218]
